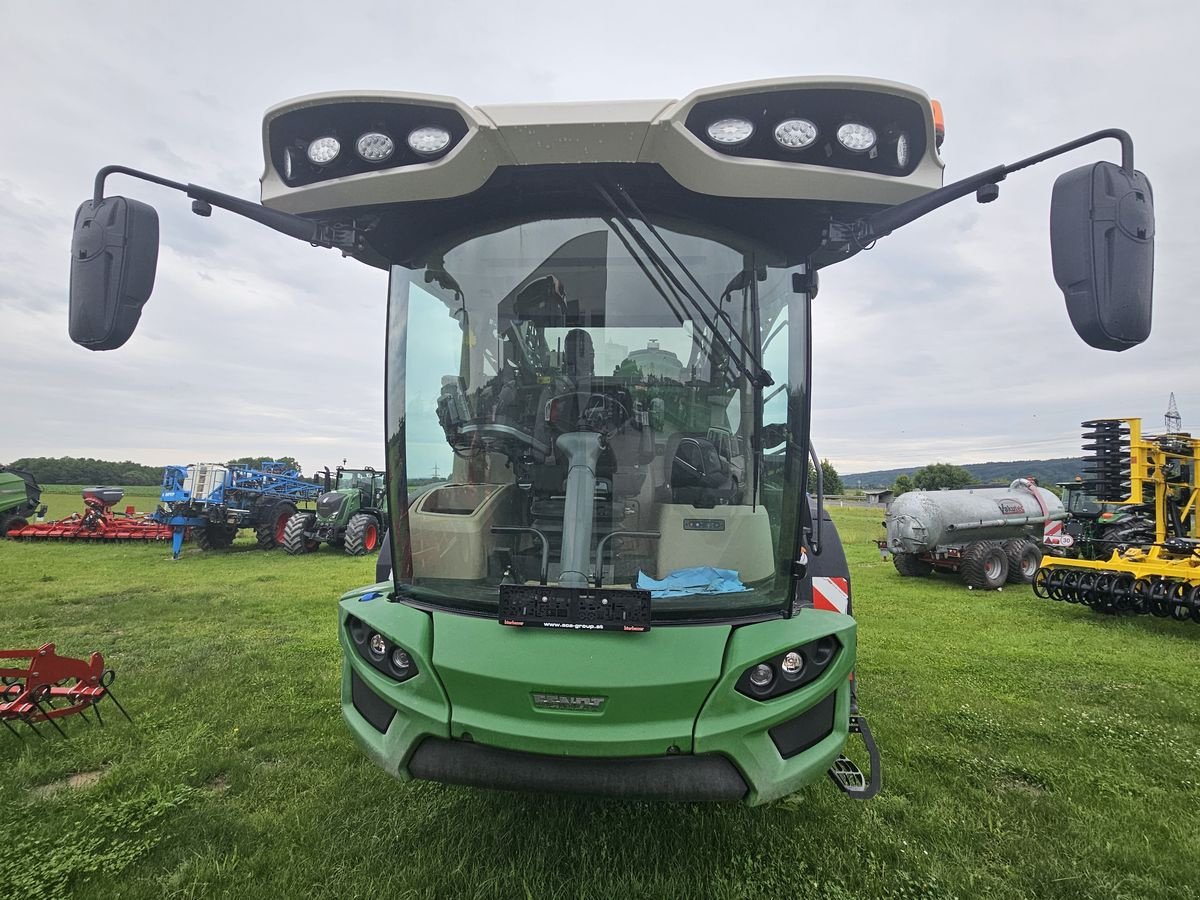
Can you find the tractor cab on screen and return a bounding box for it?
[332,466,385,512]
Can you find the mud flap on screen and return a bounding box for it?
[828,714,881,799]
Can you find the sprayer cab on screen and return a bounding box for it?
[63,76,1157,804]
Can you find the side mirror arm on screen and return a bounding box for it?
[827,129,1135,249]
[93,165,357,251]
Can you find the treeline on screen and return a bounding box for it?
[5,456,164,486]
[5,455,311,487]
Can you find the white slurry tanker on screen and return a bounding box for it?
[886,479,1066,590]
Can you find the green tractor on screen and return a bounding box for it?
[283,467,386,556]
[0,465,44,535]
[1055,479,1154,559]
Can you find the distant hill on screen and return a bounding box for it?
[844,457,1085,490]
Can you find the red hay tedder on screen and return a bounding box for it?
[6,486,173,542]
[0,643,131,739]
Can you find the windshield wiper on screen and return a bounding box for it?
[592,180,774,389]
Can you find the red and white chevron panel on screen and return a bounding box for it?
[812,576,850,614]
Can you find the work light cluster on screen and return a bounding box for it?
[705,114,907,165]
[302,125,452,169]
[345,614,419,683]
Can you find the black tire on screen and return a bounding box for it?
[1003,539,1042,584]
[960,541,1008,590]
[256,501,298,550]
[194,523,236,551]
[283,513,318,555]
[893,552,934,577]
[344,512,381,557]
[0,514,28,536]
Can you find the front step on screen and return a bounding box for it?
[827,715,881,799]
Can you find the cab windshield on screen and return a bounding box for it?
[385,214,809,622]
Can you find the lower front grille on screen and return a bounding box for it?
[350,670,396,734]
[409,737,747,801]
[767,691,837,759]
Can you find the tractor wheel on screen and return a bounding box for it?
[892,552,933,577]
[283,513,319,555]
[960,541,1008,591]
[0,514,28,536]
[194,523,236,551]
[1003,539,1043,584]
[344,513,381,557]
[256,501,298,550]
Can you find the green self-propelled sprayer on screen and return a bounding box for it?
[63,76,1155,803]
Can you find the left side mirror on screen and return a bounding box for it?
[68,196,160,351]
[1050,161,1153,352]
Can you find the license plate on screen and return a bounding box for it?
[498,585,651,632]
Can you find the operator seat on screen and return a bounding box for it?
[660,432,737,507]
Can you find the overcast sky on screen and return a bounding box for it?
[2,1,1197,477]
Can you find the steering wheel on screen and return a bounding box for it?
[458,422,550,458]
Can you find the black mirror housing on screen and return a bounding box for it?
[68,196,160,351]
[1051,161,1153,352]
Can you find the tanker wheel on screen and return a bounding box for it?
[0,514,28,536]
[283,513,319,555]
[961,541,1008,591]
[893,553,934,577]
[256,501,298,550]
[344,513,380,557]
[1003,539,1043,585]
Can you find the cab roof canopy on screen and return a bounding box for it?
[260,77,944,269]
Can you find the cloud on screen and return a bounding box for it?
[2,0,1198,479]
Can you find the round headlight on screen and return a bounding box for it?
[368,633,387,661]
[749,663,774,689]
[356,132,395,162]
[780,651,805,679]
[407,126,452,156]
[896,132,910,168]
[706,117,754,146]
[389,647,412,674]
[283,148,294,181]
[836,123,876,152]
[774,118,818,150]
[348,617,368,646]
[306,136,341,165]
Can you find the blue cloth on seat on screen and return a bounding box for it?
[636,567,749,598]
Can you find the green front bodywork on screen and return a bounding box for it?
[339,585,856,805]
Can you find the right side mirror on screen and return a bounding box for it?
[1050,161,1153,352]
[68,196,160,351]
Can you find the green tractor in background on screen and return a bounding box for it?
[0,465,45,535]
[283,466,386,556]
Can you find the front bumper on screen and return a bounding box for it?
[339,591,865,805]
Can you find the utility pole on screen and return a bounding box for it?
[1166,393,1182,433]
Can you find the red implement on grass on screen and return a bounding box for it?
[0,644,131,739]
[6,487,173,542]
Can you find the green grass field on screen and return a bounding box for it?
[2,504,1198,899]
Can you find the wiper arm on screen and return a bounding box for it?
[593,181,772,389]
[606,181,774,389]
[602,214,687,327]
